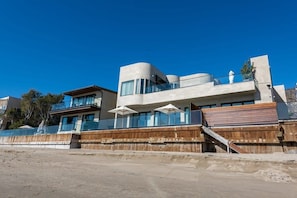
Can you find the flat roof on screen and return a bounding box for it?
[63,85,116,96]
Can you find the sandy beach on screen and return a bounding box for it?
[1,147,297,198]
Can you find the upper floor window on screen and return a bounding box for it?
[135,79,144,94]
[121,80,134,96]
[72,94,95,107]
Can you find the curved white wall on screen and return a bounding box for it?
[180,73,213,87]
[166,75,179,83]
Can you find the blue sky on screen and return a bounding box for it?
[0,0,296,98]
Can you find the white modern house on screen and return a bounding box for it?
[113,55,288,128]
[50,85,117,133]
[0,96,21,130]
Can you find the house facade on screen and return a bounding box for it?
[0,96,21,130]
[114,55,288,128]
[50,85,117,133]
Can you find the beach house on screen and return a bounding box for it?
[50,85,117,133]
[113,55,287,128]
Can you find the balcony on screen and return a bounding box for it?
[118,73,256,106]
[50,100,100,116]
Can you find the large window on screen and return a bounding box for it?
[72,94,95,107]
[138,112,151,127]
[154,111,168,126]
[131,112,151,128]
[121,80,134,96]
[61,116,78,131]
[81,114,97,131]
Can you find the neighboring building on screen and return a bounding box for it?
[114,55,288,127]
[284,84,297,119]
[0,96,21,130]
[50,85,117,133]
[285,84,297,102]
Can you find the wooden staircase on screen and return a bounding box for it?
[202,126,248,154]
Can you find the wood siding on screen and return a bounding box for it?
[0,134,79,149]
[80,125,204,152]
[202,102,278,126]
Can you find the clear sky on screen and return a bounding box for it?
[0,0,296,98]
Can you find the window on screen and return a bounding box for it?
[154,111,168,126]
[61,116,78,131]
[221,103,232,107]
[169,83,179,89]
[83,114,95,121]
[243,100,254,105]
[184,107,190,124]
[200,104,216,109]
[145,79,152,93]
[82,114,97,131]
[135,79,144,94]
[72,94,95,107]
[86,95,95,105]
[121,80,134,96]
[232,102,242,106]
[221,100,255,107]
[138,112,151,127]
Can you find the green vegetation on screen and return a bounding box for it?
[5,90,63,129]
[241,60,254,80]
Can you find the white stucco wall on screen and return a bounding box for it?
[118,81,255,106]
[116,55,280,110]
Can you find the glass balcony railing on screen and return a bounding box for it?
[51,100,98,111]
[60,123,77,131]
[143,73,254,95]
[79,110,202,130]
[0,125,59,137]
[2,101,297,137]
[0,110,202,136]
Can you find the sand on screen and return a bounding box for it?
[0,147,297,198]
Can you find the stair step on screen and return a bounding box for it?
[202,126,248,154]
